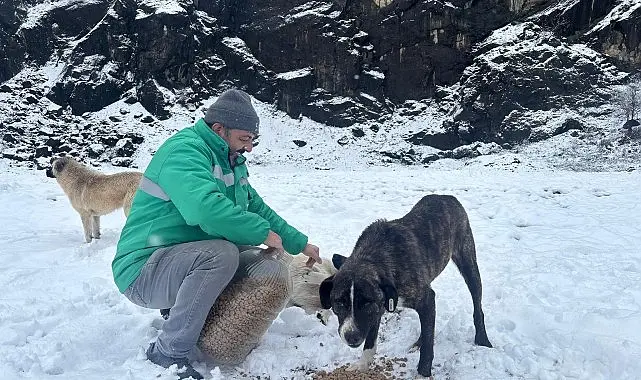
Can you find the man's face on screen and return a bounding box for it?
[213,124,257,153]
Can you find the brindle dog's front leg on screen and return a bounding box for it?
[348,316,381,371]
[416,288,436,379]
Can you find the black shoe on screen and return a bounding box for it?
[146,342,203,380]
[160,308,170,320]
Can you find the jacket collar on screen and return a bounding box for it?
[193,118,247,168]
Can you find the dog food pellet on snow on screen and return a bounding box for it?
[312,365,393,380]
[312,357,409,380]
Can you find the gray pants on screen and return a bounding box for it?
[124,240,249,358]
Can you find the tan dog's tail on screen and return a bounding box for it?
[122,174,143,217]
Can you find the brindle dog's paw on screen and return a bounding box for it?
[417,365,433,379]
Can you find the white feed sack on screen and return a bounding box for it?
[198,248,293,365]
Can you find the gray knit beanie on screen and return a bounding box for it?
[204,89,260,135]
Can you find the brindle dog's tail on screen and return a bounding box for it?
[451,218,492,348]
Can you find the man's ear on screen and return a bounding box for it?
[331,254,347,270]
[380,278,398,312]
[211,122,224,135]
[319,275,334,309]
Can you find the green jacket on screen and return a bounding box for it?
[112,119,308,292]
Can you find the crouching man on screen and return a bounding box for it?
[112,89,321,379]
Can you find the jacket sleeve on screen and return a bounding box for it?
[247,184,308,254]
[156,140,270,246]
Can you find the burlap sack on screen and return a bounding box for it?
[198,248,293,365]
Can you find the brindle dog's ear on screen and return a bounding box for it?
[380,278,398,312]
[331,254,347,269]
[319,275,334,309]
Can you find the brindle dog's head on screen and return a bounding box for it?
[320,254,397,348]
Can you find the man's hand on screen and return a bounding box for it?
[263,230,284,251]
[302,243,321,267]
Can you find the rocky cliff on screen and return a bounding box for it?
[0,0,639,167]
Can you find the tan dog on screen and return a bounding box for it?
[287,253,337,324]
[47,157,142,243]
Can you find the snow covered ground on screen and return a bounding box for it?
[1,152,640,379]
[2,1,640,377]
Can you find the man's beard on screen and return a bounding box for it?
[229,148,245,168]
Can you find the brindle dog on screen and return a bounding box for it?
[319,194,492,378]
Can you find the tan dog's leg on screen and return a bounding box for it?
[80,213,93,243]
[92,215,101,239]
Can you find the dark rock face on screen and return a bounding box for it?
[530,0,616,36]
[623,119,640,127]
[47,0,217,115]
[587,6,641,67]
[408,23,622,149]
[137,79,171,120]
[0,0,640,167]
[0,0,24,83]
[531,0,640,66]
[238,1,378,123]
[22,0,111,65]
[236,0,523,124]
[352,0,514,101]
[5,0,639,126]
[0,72,144,169]
[0,0,18,27]
[41,0,243,116]
[407,128,461,151]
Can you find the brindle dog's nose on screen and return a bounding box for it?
[343,330,363,347]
